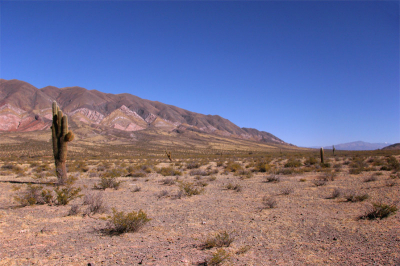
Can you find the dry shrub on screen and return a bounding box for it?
[265,174,280,183]
[284,159,302,168]
[312,179,326,187]
[345,191,369,202]
[261,196,276,209]
[158,167,182,177]
[15,184,53,206]
[327,188,341,199]
[225,183,242,192]
[359,203,398,220]
[202,231,235,249]
[83,192,107,214]
[160,178,176,185]
[178,181,204,196]
[156,190,169,199]
[280,186,293,195]
[207,248,230,266]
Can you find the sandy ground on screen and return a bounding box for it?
[0,160,399,266]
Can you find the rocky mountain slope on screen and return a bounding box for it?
[0,79,286,145]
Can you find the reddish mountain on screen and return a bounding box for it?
[0,79,287,144]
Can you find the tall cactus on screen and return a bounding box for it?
[332,145,336,156]
[51,101,74,184]
[320,147,324,164]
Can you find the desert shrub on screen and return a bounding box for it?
[208,176,217,181]
[105,208,151,234]
[345,191,369,202]
[275,168,294,175]
[225,183,242,192]
[102,168,127,178]
[385,156,400,171]
[304,157,318,166]
[327,188,341,199]
[265,174,280,183]
[312,179,326,187]
[190,169,208,176]
[284,159,302,168]
[54,186,82,205]
[178,181,204,196]
[95,176,122,190]
[261,196,276,209]
[299,178,307,182]
[202,231,235,249]
[235,169,252,179]
[156,190,169,199]
[208,248,230,266]
[186,161,201,169]
[127,170,147,177]
[359,203,397,220]
[160,177,176,185]
[280,186,293,195]
[235,245,251,255]
[216,160,224,167]
[253,162,271,173]
[68,162,89,173]
[15,184,49,206]
[319,172,336,181]
[68,204,80,216]
[225,162,242,173]
[158,167,182,177]
[196,180,209,187]
[83,192,107,214]
[349,168,364,175]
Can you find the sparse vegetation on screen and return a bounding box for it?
[202,231,235,249]
[105,208,151,235]
[359,203,398,220]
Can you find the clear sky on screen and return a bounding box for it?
[1,1,399,147]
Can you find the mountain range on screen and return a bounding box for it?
[310,141,393,151]
[0,79,287,146]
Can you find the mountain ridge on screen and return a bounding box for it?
[309,141,392,151]
[0,78,288,145]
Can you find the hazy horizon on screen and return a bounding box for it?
[1,1,399,147]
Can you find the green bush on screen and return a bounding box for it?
[54,186,82,205]
[106,208,151,234]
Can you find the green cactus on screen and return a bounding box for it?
[51,101,74,184]
[320,147,324,164]
[332,145,336,156]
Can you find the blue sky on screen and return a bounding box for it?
[1,1,399,147]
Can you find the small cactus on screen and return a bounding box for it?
[320,147,324,164]
[51,101,74,184]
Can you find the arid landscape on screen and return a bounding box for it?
[0,132,399,265]
[1,79,400,265]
